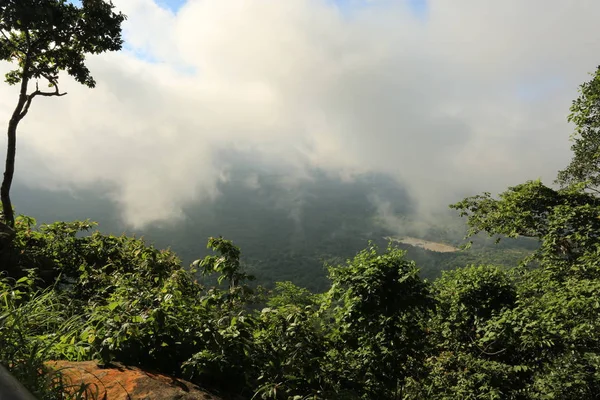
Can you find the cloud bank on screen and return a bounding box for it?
[1,0,599,227]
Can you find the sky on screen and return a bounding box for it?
[1,0,599,227]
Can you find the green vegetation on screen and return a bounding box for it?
[1,189,599,398]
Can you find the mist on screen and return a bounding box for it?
[1,0,599,227]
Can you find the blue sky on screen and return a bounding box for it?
[407,0,428,19]
[156,0,187,12]
[124,0,427,67]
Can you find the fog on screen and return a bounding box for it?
[1,0,599,227]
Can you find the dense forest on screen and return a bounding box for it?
[2,1,600,399]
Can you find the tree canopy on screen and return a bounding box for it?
[0,0,125,88]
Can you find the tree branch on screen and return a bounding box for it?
[469,333,508,357]
[19,80,67,120]
[0,29,27,57]
[585,185,600,196]
[0,29,10,43]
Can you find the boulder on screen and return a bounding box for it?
[47,361,223,400]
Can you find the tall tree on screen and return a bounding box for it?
[0,0,125,229]
[556,66,600,192]
[452,66,600,278]
[443,66,600,399]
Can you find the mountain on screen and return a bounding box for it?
[12,165,535,291]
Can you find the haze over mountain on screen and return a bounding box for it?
[12,160,412,290]
[12,158,536,290]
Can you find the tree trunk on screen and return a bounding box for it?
[1,74,29,229]
[1,119,18,228]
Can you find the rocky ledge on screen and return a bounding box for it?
[47,361,223,400]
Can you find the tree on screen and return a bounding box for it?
[444,66,600,398]
[450,179,600,281]
[324,243,433,399]
[557,66,600,192]
[449,67,600,278]
[431,265,517,352]
[0,0,125,229]
[197,236,255,290]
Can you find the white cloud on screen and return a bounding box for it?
[1,0,599,227]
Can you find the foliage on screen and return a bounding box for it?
[451,181,600,279]
[0,0,125,87]
[2,202,600,399]
[323,244,433,399]
[407,352,523,400]
[251,304,327,399]
[557,65,600,191]
[266,281,318,309]
[442,66,600,399]
[197,236,255,291]
[0,273,95,399]
[431,265,517,352]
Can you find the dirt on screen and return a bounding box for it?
[387,236,458,253]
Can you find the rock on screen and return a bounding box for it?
[0,363,37,400]
[47,361,223,400]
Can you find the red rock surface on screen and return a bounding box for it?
[47,361,222,400]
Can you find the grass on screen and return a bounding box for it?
[0,273,97,400]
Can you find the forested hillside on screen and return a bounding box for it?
[12,165,537,291]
